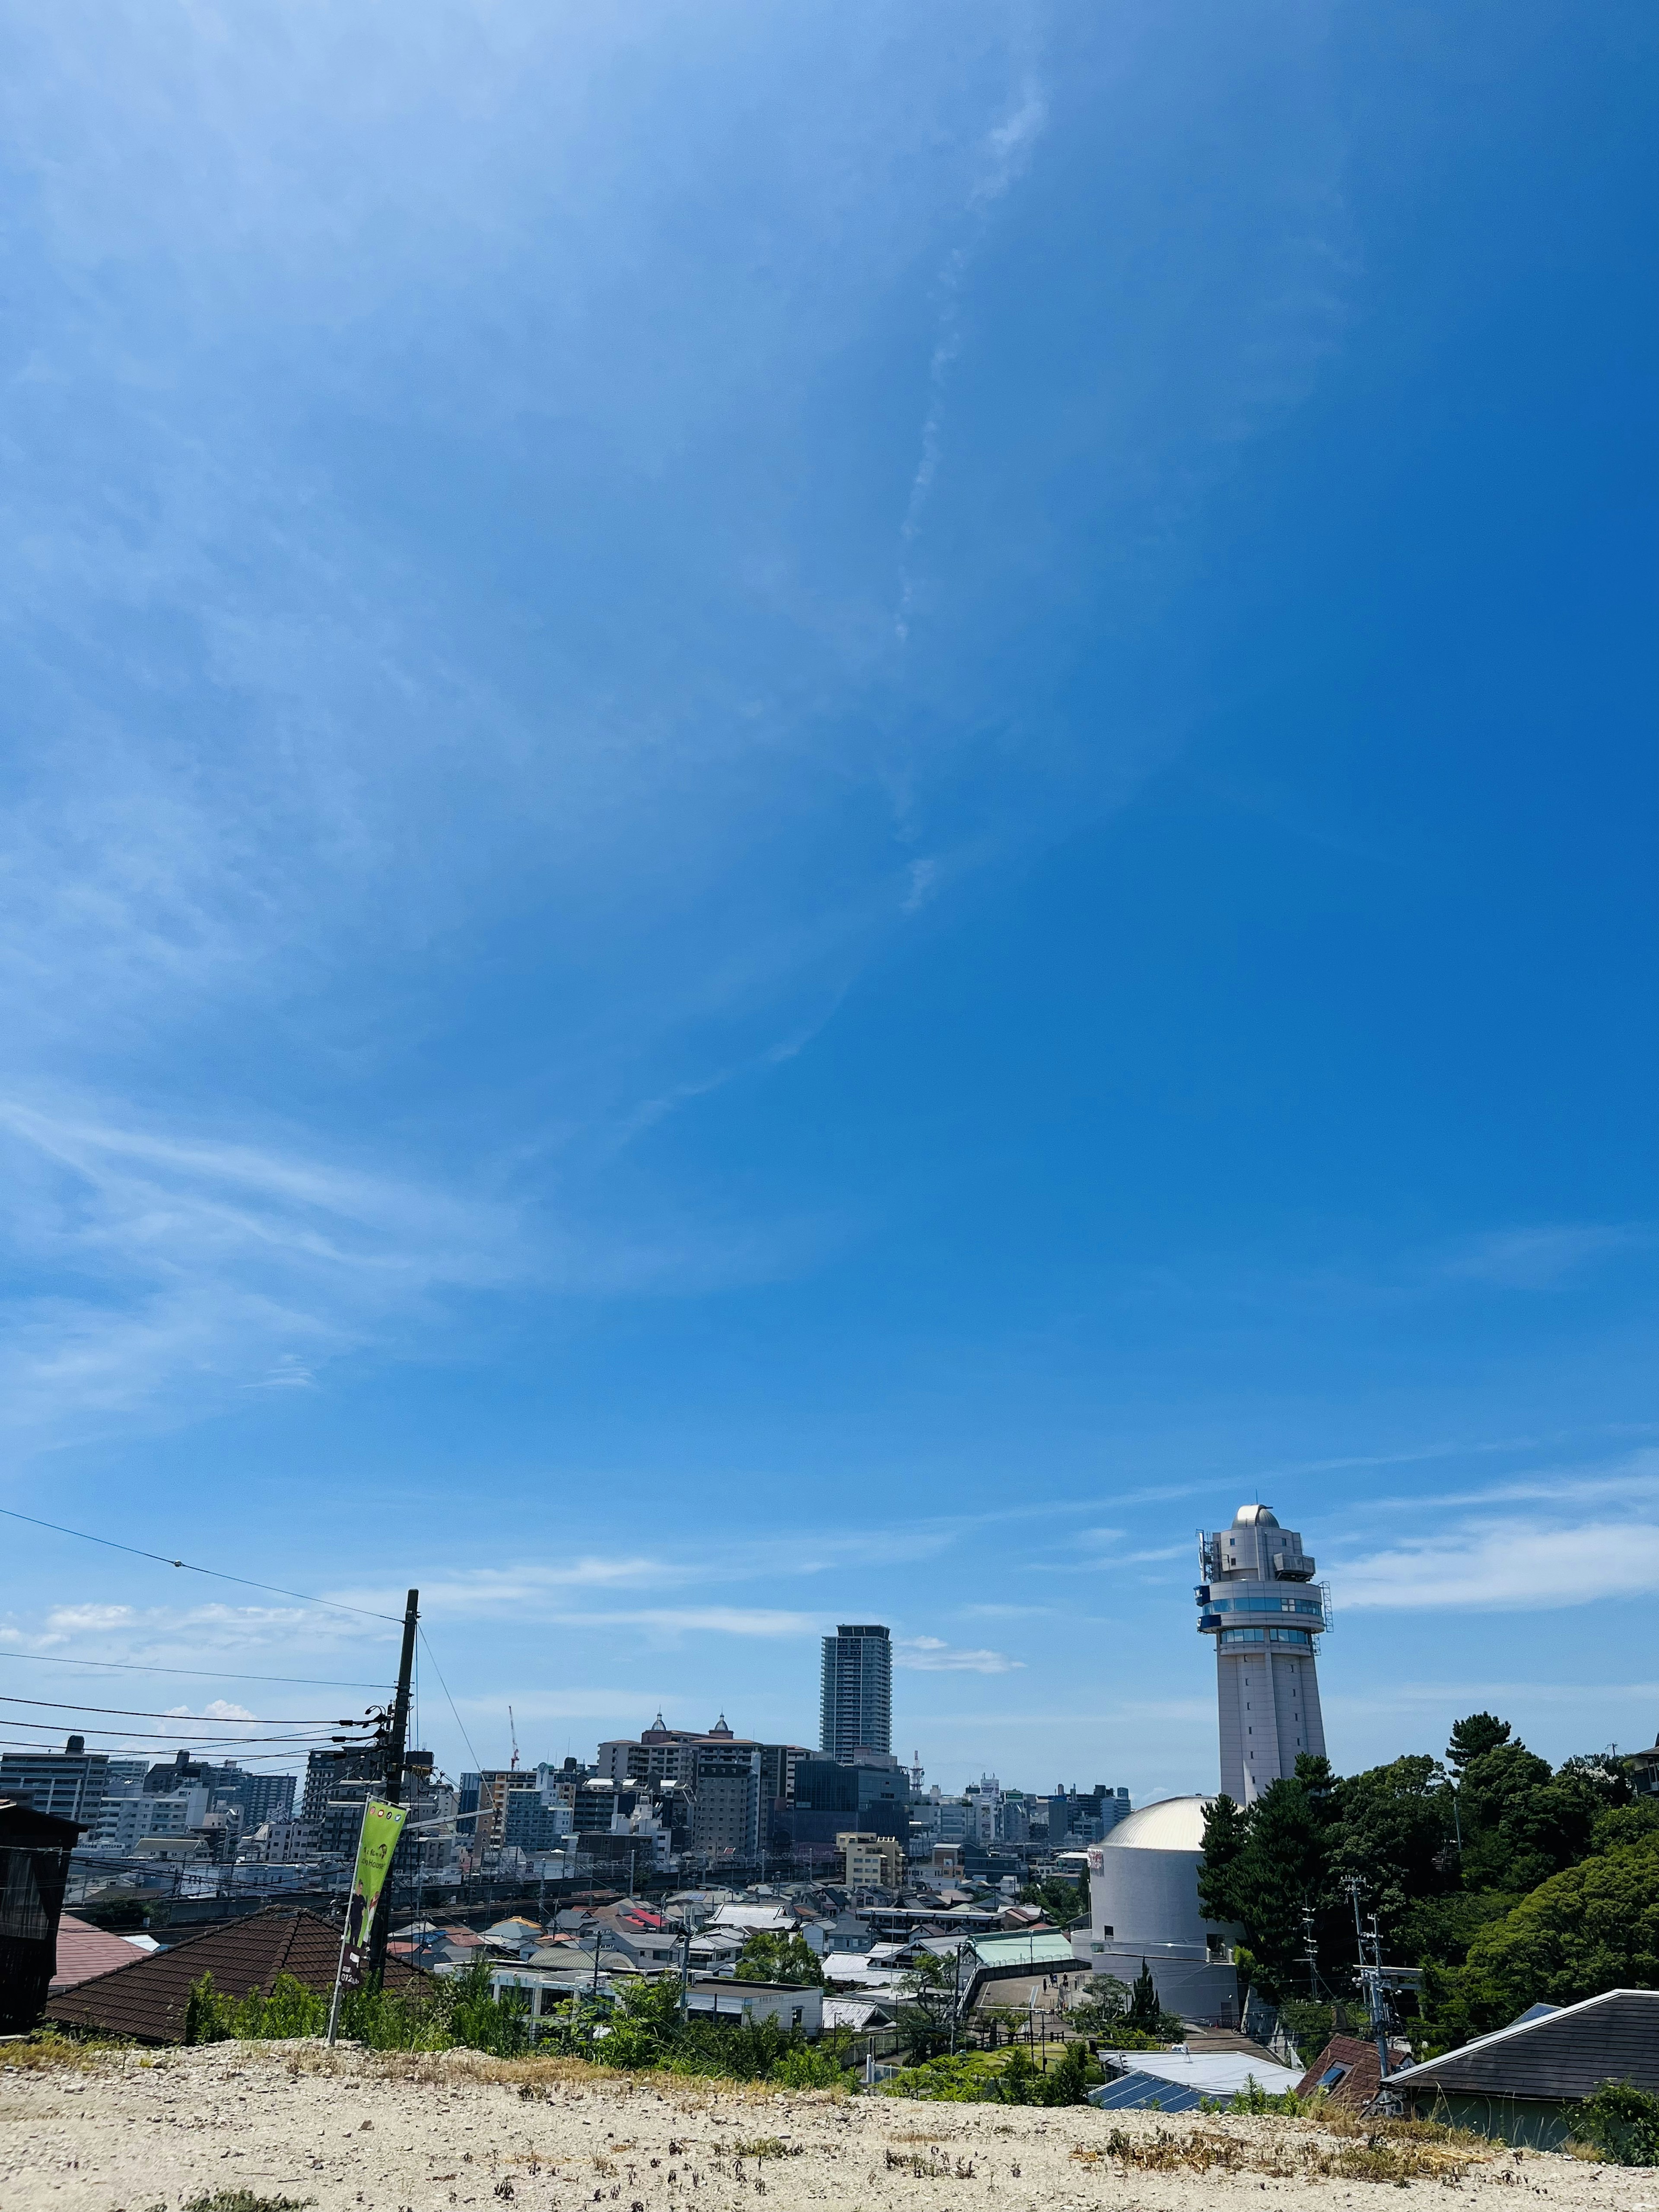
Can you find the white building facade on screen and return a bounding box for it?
[1197,1503,1330,1803]
[1078,1796,1239,2023]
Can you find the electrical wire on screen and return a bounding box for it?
[417,1627,482,1776]
[0,1718,365,1747]
[0,1692,369,1725]
[0,1649,393,1690]
[0,1504,402,1622]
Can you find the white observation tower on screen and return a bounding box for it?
[1197,1504,1330,1802]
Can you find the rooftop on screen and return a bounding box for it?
[1389,1989,1659,2101]
[1100,1794,1211,1851]
[45,1906,428,2044]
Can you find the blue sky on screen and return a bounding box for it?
[1,2,1655,1803]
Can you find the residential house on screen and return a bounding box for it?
[1388,1990,1659,2150]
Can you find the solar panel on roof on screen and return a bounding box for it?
[1087,2070,1208,2113]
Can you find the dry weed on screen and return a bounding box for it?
[1076,2120,1490,2187]
[1,2034,120,2073]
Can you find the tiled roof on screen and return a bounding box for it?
[1297,2033,1398,2110]
[1389,1990,1659,2103]
[50,1914,149,1993]
[43,1906,428,2044]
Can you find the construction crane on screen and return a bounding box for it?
[508,1704,520,1772]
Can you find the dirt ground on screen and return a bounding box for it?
[4,2043,1658,2212]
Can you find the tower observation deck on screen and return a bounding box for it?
[1197,1505,1330,1803]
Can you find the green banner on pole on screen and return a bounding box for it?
[339,1799,408,1990]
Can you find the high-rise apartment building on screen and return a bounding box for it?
[0,1735,109,1829]
[819,1624,892,1762]
[1196,1503,1329,1801]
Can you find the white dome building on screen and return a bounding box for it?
[1076,1794,1240,2025]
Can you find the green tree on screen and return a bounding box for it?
[1557,1752,1633,1812]
[1126,1959,1160,2031]
[1018,1873,1088,1927]
[1119,1958,1185,2042]
[1420,1838,1659,2048]
[1397,1890,1524,1970]
[1202,1771,1335,2000]
[1326,1755,1456,1945]
[1034,2039,1095,2105]
[1455,1735,1599,1893]
[734,1931,823,1986]
[990,2040,1094,2105]
[1447,1713,1512,1772]
[1591,1803,1659,1856]
[891,1948,961,2063]
[595,1975,683,2068]
[1197,1795,1248,1924]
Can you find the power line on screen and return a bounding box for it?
[0,1692,368,1726]
[0,1505,402,1622]
[418,1627,482,1775]
[0,1719,359,1747]
[0,1649,392,1690]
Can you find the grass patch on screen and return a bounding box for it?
[181,2194,315,2212]
[2,2031,124,2072]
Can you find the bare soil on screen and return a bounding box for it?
[4,2043,1658,2212]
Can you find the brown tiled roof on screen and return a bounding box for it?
[1297,2033,1404,2110]
[43,1906,428,2044]
[50,1913,150,1993]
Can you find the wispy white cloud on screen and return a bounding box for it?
[543,1608,818,1639]
[26,1600,387,1662]
[896,77,1050,638]
[1439,1224,1648,1290]
[0,6,1361,1467]
[1356,1448,1659,1519]
[0,1097,522,1432]
[453,1689,681,1724]
[895,1635,1025,1674]
[1336,1517,1659,1612]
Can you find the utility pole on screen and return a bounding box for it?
[1344,1875,1421,2107]
[365,1587,419,1981]
[1301,1904,1323,1998]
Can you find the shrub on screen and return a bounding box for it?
[182,1961,529,2056]
[1570,2082,1659,2167]
[1225,2074,1307,2115]
[879,2051,1002,2101]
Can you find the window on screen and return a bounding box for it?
[1319,2064,1350,2091]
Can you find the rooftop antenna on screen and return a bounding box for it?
[508,1705,520,1772]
